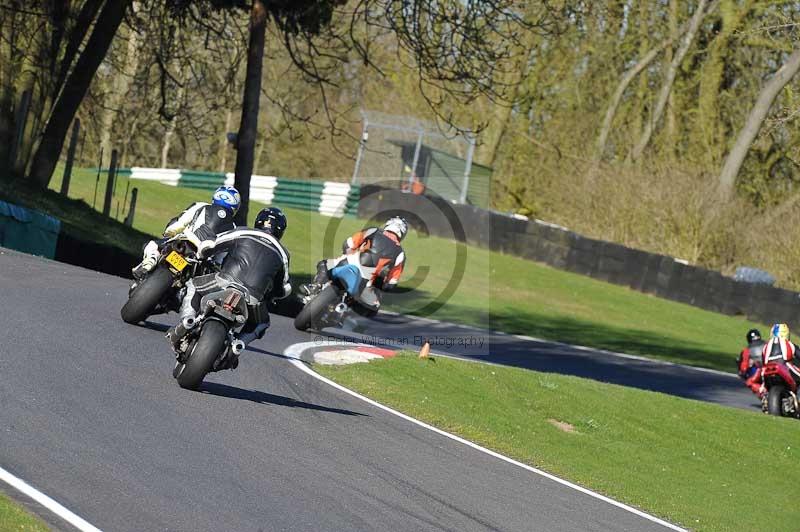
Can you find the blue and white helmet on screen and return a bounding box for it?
[212,186,241,214]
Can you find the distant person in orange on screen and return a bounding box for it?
[410,175,426,195]
[401,168,426,195]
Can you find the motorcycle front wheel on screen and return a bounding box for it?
[294,285,339,331]
[120,266,174,324]
[175,320,227,390]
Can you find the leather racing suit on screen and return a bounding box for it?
[174,227,291,347]
[310,227,405,315]
[135,202,236,278]
[762,337,800,386]
[738,338,766,393]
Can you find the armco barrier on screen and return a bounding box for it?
[54,231,139,279]
[122,168,359,218]
[0,200,61,258]
[357,185,800,329]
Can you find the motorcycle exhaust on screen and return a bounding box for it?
[231,339,245,355]
[171,316,197,343]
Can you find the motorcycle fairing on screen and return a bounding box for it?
[331,264,363,296]
[762,362,798,393]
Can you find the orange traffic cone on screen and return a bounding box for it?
[419,340,430,359]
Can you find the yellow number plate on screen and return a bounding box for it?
[165,251,188,272]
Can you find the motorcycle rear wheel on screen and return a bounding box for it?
[767,385,787,416]
[121,266,173,324]
[294,285,339,331]
[175,320,227,390]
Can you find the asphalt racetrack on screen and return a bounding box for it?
[333,313,758,411]
[0,248,713,531]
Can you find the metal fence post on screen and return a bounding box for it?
[124,188,138,227]
[60,119,81,196]
[459,133,476,204]
[93,149,103,209]
[103,149,118,217]
[409,127,424,187]
[351,117,369,185]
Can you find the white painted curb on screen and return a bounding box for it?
[284,341,687,532]
[0,465,102,531]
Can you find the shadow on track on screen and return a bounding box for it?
[201,382,368,417]
[141,320,170,332]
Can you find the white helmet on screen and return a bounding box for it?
[383,216,408,241]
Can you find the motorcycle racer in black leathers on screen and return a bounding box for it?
[167,207,291,351]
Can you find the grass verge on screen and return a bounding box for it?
[0,492,49,531]
[316,352,800,532]
[28,168,766,372]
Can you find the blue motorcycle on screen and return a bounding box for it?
[294,253,380,331]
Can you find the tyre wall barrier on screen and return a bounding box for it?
[357,185,800,328]
[124,168,359,218]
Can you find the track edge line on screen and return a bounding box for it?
[284,341,686,532]
[0,465,102,532]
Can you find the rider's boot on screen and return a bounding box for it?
[237,321,269,349]
[132,241,160,281]
[132,257,156,281]
[301,260,331,296]
[300,283,322,296]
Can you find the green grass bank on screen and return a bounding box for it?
[316,352,800,532]
[0,492,49,531]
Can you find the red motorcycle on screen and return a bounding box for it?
[761,362,800,418]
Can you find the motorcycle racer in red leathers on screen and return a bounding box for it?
[761,323,800,387]
[738,328,765,394]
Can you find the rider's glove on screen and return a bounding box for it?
[279,282,292,299]
[196,240,215,259]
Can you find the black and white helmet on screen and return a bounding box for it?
[383,216,408,241]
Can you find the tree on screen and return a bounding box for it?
[28,0,132,187]
[6,0,547,225]
[232,0,268,224]
[718,48,800,197]
[222,0,549,223]
[630,0,710,160]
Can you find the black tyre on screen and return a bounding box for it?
[352,302,378,319]
[294,285,339,331]
[176,320,227,390]
[120,266,174,324]
[767,385,787,416]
